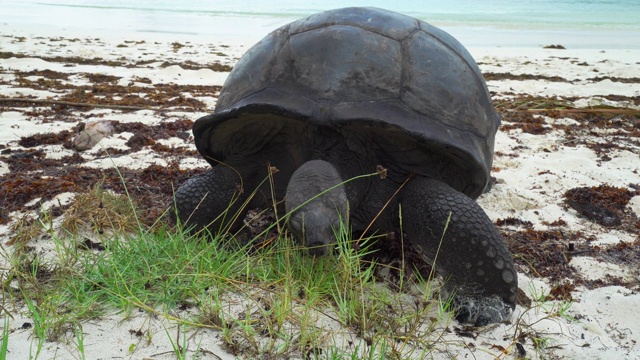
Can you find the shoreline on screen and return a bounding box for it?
[3,14,640,49]
[1,23,640,360]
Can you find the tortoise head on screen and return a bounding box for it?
[285,160,349,256]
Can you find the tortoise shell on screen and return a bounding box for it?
[194,7,500,198]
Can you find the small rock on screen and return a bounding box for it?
[73,120,115,150]
[176,131,191,141]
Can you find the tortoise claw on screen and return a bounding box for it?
[453,295,513,326]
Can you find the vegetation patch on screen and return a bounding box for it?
[0,163,206,225]
[17,130,74,148]
[500,111,551,134]
[501,228,593,281]
[483,72,570,82]
[564,184,636,227]
[2,188,454,359]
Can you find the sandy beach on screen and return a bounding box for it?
[1,19,640,360]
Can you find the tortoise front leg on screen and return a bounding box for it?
[172,166,248,234]
[399,177,518,326]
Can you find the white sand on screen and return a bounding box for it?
[1,26,639,359]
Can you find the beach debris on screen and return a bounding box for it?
[171,41,185,52]
[543,44,566,49]
[496,217,534,228]
[18,131,74,148]
[565,184,635,226]
[125,132,155,149]
[72,120,114,150]
[9,148,45,159]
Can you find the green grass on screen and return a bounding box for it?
[22,293,45,358]
[1,316,9,360]
[71,323,86,360]
[1,171,553,359]
[1,196,456,359]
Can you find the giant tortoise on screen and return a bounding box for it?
[173,7,517,326]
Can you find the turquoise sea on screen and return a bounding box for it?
[2,0,640,48]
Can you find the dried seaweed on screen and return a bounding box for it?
[484,73,570,82]
[502,228,593,281]
[565,184,635,227]
[0,163,207,225]
[18,131,74,148]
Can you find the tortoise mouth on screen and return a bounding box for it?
[307,241,332,256]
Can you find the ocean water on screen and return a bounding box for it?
[2,0,640,48]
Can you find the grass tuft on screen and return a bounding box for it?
[60,181,139,236]
[0,170,545,359]
[1,316,9,360]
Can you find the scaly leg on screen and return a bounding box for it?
[172,166,248,234]
[400,177,518,326]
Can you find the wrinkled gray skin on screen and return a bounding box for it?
[173,7,518,326]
